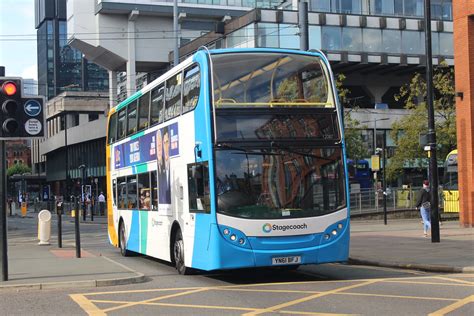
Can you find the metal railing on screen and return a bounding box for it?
[349,187,446,216]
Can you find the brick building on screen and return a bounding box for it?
[454,0,474,227]
[6,140,31,168]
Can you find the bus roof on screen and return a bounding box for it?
[111,48,330,115]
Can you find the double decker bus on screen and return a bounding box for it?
[347,159,372,190]
[443,149,459,213]
[106,48,349,274]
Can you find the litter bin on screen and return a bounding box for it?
[38,209,51,245]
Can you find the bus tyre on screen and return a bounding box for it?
[173,230,191,275]
[119,222,130,257]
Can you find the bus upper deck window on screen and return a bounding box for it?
[127,101,138,135]
[183,65,200,113]
[151,85,164,126]
[117,109,126,140]
[138,92,150,131]
[165,73,182,120]
[107,113,117,144]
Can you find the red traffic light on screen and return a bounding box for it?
[2,81,17,96]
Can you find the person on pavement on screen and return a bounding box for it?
[416,180,431,237]
[98,192,106,216]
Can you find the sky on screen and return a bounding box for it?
[0,0,37,80]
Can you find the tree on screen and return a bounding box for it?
[387,62,456,180]
[336,73,369,161]
[7,163,31,177]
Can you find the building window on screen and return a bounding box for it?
[402,31,424,55]
[89,113,99,121]
[73,114,80,127]
[342,27,362,52]
[257,23,279,48]
[322,26,342,51]
[382,29,401,53]
[363,28,382,53]
[309,25,322,50]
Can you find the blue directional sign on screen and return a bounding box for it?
[24,99,41,117]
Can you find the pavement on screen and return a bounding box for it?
[0,211,473,291]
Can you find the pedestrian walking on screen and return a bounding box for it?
[416,180,431,237]
[98,192,106,216]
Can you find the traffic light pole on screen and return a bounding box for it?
[0,140,8,281]
[0,67,8,281]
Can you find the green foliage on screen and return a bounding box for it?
[7,163,31,177]
[387,62,456,180]
[336,73,370,161]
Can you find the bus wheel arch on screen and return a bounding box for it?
[118,218,130,257]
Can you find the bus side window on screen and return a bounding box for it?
[117,109,127,140]
[138,92,150,131]
[118,176,127,209]
[113,179,117,207]
[108,113,117,144]
[150,84,164,126]
[187,162,210,213]
[127,101,138,135]
[150,171,158,211]
[165,73,182,120]
[138,172,150,210]
[183,65,200,114]
[127,175,138,209]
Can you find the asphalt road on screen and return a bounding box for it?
[1,215,473,315]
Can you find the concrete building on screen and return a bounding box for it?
[39,91,109,197]
[175,2,454,185]
[32,0,111,200]
[66,0,283,106]
[66,0,454,186]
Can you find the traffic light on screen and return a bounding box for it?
[0,77,45,139]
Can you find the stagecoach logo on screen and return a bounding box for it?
[262,223,272,233]
[262,223,308,233]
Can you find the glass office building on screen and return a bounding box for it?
[35,0,109,100]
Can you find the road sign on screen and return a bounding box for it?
[24,119,42,135]
[371,155,380,171]
[24,99,41,116]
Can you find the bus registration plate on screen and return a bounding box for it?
[271,256,301,265]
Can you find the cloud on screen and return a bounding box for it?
[22,64,37,80]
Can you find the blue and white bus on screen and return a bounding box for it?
[106,48,349,274]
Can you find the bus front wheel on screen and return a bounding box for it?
[119,222,130,257]
[173,230,192,275]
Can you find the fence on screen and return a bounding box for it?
[349,187,446,216]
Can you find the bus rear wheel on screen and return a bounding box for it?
[119,222,130,257]
[173,230,192,275]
